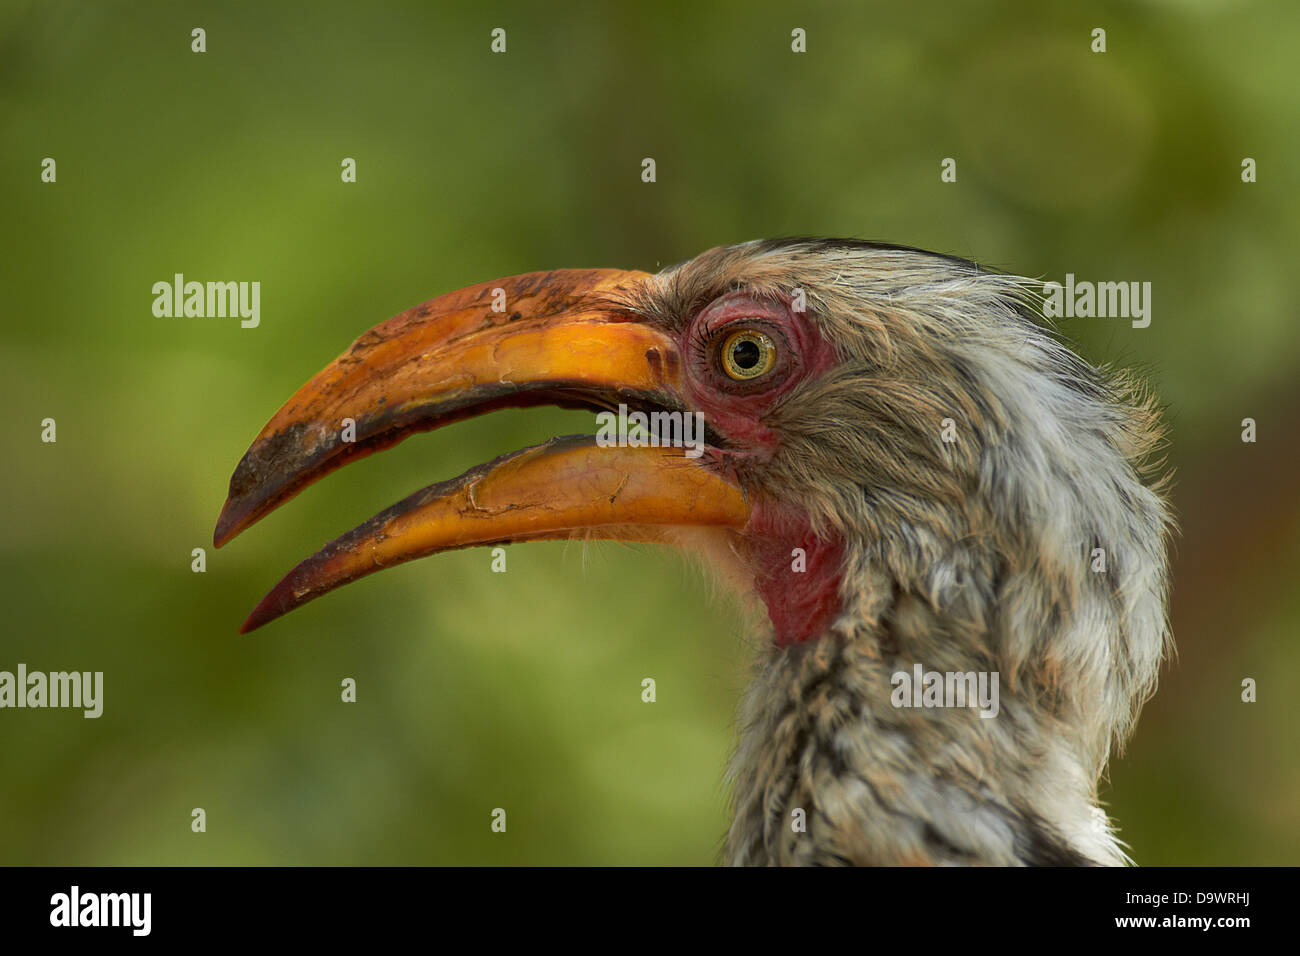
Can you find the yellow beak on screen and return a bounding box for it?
[214,268,751,632]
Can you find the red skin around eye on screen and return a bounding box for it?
[680,292,845,646]
[679,292,837,457]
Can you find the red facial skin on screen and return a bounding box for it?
[678,292,845,646]
[747,505,847,647]
[679,291,837,455]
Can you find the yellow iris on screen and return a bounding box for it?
[720,329,776,380]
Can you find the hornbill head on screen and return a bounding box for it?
[216,238,1173,866]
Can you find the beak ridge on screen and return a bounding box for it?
[214,268,667,547]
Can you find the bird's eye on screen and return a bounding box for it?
[720,329,776,380]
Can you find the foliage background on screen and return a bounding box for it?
[1,0,1296,864]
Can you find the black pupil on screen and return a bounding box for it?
[732,339,761,370]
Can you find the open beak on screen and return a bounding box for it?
[214,268,751,633]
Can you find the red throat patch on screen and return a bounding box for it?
[745,502,845,647]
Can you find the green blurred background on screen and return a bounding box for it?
[2,0,1297,864]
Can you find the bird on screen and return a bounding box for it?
[214,238,1173,866]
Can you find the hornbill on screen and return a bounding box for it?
[215,239,1173,866]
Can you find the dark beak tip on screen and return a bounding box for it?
[238,594,281,635]
[212,504,243,549]
[238,557,325,634]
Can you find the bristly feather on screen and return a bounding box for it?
[625,239,1174,865]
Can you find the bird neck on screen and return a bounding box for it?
[723,613,1125,866]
